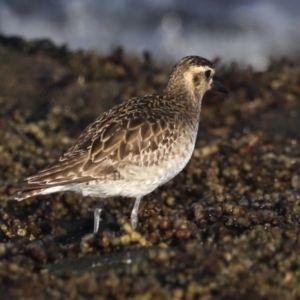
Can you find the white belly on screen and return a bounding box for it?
[84,132,196,198]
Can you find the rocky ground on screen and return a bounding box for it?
[0,34,300,299]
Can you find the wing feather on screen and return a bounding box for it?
[16,95,187,190]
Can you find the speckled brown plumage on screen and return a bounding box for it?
[15,55,228,232]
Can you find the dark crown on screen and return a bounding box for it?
[175,56,214,69]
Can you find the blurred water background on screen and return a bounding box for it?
[0,0,299,70]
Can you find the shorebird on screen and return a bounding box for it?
[15,56,228,233]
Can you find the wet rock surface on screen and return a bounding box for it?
[0,35,300,299]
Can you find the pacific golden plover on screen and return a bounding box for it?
[15,56,228,232]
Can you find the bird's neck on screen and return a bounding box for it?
[165,73,204,107]
[164,83,203,114]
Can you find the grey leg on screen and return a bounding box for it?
[94,199,105,233]
[131,196,142,229]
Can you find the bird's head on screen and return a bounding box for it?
[165,56,228,104]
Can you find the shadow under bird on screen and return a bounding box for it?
[15,56,228,233]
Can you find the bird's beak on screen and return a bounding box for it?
[210,80,229,94]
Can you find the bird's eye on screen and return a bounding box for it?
[204,70,211,79]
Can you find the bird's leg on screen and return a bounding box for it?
[94,199,105,233]
[131,196,142,229]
